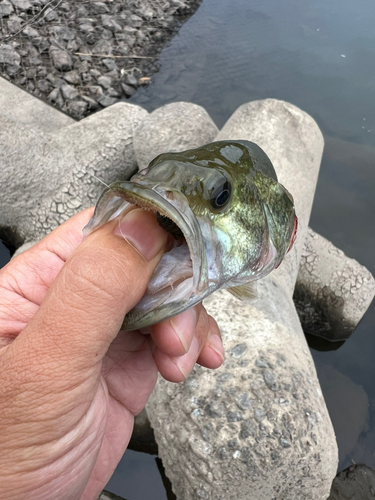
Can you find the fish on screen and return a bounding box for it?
[83,140,298,331]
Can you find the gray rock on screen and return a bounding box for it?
[100,28,113,41]
[44,8,58,21]
[133,101,219,169]
[89,85,104,98]
[49,46,73,71]
[0,45,20,66]
[123,72,138,86]
[63,70,81,85]
[37,79,51,92]
[47,87,61,104]
[101,14,123,32]
[92,38,113,54]
[50,26,76,41]
[0,0,13,17]
[81,95,99,110]
[23,25,39,38]
[89,68,101,78]
[129,14,143,27]
[97,75,112,89]
[61,83,79,100]
[121,82,136,97]
[328,464,375,499]
[9,0,31,10]
[6,15,21,32]
[102,58,118,72]
[146,100,338,500]
[68,100,88,117]
[230,343,247,358]
[91,1,109,14]
[106,86,120,97]
[263,369,279,391]
[97,94,117,107]
[79,23,96,35]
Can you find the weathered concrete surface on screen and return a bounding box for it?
[294,228,375,341]
[328,464,375,500]
[146,100,338,499]
[0,76,74,134]
[0,102,147,246]
[133,102,219,170]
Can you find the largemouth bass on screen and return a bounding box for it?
[83,140,297,330]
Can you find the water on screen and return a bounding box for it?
[105,451,168,500]
[1,0,375,495]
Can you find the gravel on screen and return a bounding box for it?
[0,0,202,118]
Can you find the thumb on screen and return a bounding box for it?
[12,208,168,375]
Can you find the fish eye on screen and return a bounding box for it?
[210,180,232,210]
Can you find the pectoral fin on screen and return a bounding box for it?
[227,282,258,302]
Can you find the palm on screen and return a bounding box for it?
[81,334,159,499]
[0,208,222,500]
[0,225,160,498]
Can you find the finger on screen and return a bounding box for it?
[0,208,95,343]
[0,208,95,306]
[196,315,225,369]
[147,307,198,357]
[153,304,224,383]
[6,208,169,380]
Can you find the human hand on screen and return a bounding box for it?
[0,207,224,500]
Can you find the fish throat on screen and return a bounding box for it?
[114,192,196,325]
[156,213,184,239]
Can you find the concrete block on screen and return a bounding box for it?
[0,76,74,134]
[295,228,375,341]
[133,102,219,170]
[146,100,338,500]
[0,102,148,245]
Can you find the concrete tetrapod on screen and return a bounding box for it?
[2,87,373,341]
[146,100,339,500]
[295,228,375,341]
[133,101,219,170]
[0,101,148,246]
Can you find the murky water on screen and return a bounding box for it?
[1,0,375,496]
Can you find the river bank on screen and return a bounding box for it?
[0,0,201,118]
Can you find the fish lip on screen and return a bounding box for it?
[115,181,211,330]
[113,180,209,296]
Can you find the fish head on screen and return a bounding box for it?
[83,140,297,330]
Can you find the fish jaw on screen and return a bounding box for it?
[83,181,210,330]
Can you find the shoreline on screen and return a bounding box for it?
[0,0,202,118]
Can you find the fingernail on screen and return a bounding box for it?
[208,334,225,362]
[175,336,200,379]
[113,208,167,261]
[170,308,197,353]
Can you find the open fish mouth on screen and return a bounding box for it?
[83,180,209,330]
